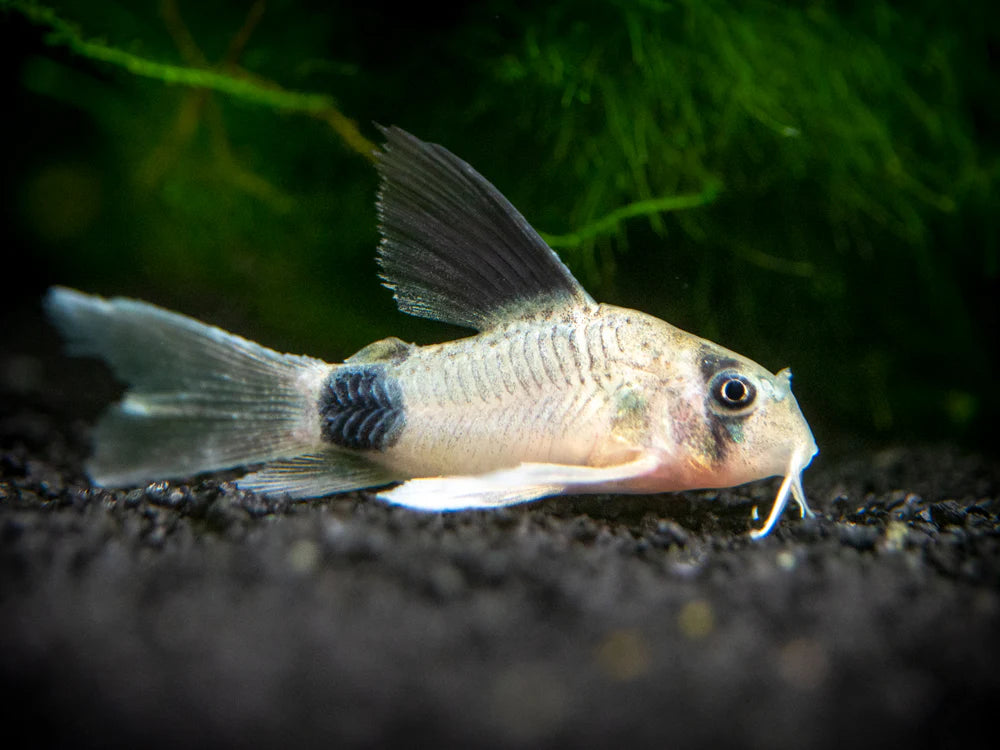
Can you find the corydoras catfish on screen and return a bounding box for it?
[46,126,818,538]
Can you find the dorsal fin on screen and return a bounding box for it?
[375,126,595,331]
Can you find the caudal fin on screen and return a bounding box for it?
[45,287,331,488]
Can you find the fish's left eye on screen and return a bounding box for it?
[711,372,756,410]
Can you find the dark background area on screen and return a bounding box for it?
[1,1,998,748]
[1,0,997,448]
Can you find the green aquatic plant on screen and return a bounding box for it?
[4,0,374,157]
[491,0,971,263]
[4,0,709,247]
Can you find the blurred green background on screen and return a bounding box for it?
[2,0,997,451]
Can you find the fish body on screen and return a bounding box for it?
[46,127,818,537]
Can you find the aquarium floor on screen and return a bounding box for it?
[2,306,999,750]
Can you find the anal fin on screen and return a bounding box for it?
[237,452,398,499]
[377,455,658,511]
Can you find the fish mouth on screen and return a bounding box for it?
[749,443,817,539]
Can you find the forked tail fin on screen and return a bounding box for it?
[44,287,331,487]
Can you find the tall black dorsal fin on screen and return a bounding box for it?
[375,126,595,331]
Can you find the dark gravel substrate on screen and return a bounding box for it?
[2,315,999,750]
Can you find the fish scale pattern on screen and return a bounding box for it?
[319,365,405,451]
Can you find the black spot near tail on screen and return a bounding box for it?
[319,365,405,451]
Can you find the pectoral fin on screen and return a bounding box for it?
[377,455,658,511]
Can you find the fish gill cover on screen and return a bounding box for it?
[1,0,997,447]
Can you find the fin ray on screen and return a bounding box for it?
[45,287,329,487]
[375,127,594,330]
[237,452,398,498]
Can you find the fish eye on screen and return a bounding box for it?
[710,371,756,410]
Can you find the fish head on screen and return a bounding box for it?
[660,339,819,537]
